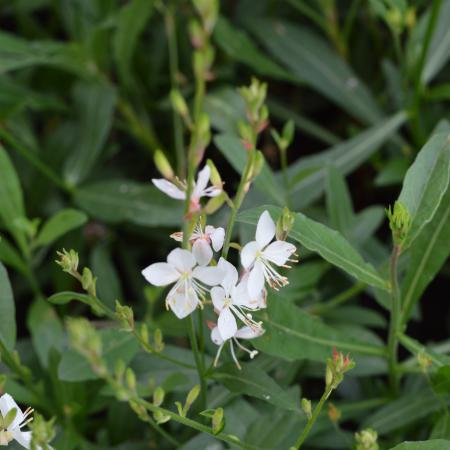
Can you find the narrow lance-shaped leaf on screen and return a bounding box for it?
[238,206,388,290]
[397,131,450,248]
[211,363,300,412]
[63,80,117,185]
[286,112,407,209]
[401,184,450,323]
[35,208,87,247]
[390,441,450,450]
[0,262,16,351]
[244,17,382,124]
[250,297,385,362]
[0,145,25,229]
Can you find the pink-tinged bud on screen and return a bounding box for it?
[333,347,339,363]
[243,140,253,151]
[206,321,216,330]
[257,119,269,134]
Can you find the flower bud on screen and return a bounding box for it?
[386,201,411,247]
[126,368,136,392]
[81,267,97,297]
[154,150,174,180]
[301,398,312,420]
[153,328,164,352]
[282,119,295,147]
[250,151,265,180]
[115,301,134,331]
[56,249,79,275]
[328,403,341,423]
[153,386,165,407]
[206,159,223,189]
[193,0,219,34]
[189,19,207,48]
[170,90,190,121]
[417,351,432,373]
[154,410,171,425]
[28,413,56,450]
[212,407,225,435]
[355,428,379,450]
[184,384,200,414]
[276,207,295,241]
[203,192,226,215]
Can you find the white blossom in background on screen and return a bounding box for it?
[241,210,297,298]
[211,258,263,341]
[141,248,224,319]
[171,224,225,266]
[152,165,222,213]
[0,393,38,449]
[210,323,264,369]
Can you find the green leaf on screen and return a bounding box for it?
[0,262,16,350]
[0,145,25,229]
[213,17,294,81]
[214,134,285,205]
[286,112,407,208]
[74,179,183,227]
[422,0,450,83]
[58,328,139,381]
[238,206,388,290]
[113,0,154,87]
[364,390,450,434]
[252,298,384,361]
[48,291,93,307]
[401,185,450,322]
[245,18,382,124]
[0,235,27,274]
[390,440,450,450]
[27,298,64,368]
[63,81,117,185]
[325,166,354,236]
[91,244,123,309]
[211,363,300,412]
[398,131,450,247]
[35,208,87,247]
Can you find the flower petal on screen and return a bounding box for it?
[233,280,255,309]
[240,241,259,269]
[167,248,196,272]
[142,263,179,286]
[192,239,213,266]
[247,260,265,298]
[218,257,238,295]
[262,241,296,266]
[211,326,224,345]
[167,286,199,319]
[235,326,264,340]
[152,179,186,200]
[193,266,224,286]
[211,286,226,311]
[0,393,24,431]
[208,226,225,252]
[255,210,276,248]
[202,186,222,197]
[218,308,238,341]
[12,430,32,449]
[192,165,211,199]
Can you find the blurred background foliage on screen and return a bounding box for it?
[0,0,449,449]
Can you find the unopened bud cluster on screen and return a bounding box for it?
[355,428,379,450]
[386,201,411,247]
[325,349,355,391]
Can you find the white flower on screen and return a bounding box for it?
[210,323,264,369]
[171,224,225,266]
[241,210,297,298]
[152,166,221,212]
[211,258,263,341]
[141,248,224,319]
[0,393,39,449]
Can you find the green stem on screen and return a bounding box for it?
[287,0,328,33]
[165,5,186,177]
[387,244,401,393]
[310,282,365,314]
[221,152,255,259]
[410,0,443,145]
[292,387,332,449]
[138,398,261,450]
[280,147,291,208]
[0,127,70,193]
[188,314,207,410]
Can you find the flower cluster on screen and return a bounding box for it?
[143,166,297,367]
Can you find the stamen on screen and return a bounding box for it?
[214,343,225,367]
[229,341,241,370]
